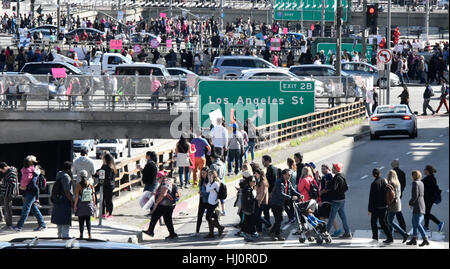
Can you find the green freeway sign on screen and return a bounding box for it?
[198,80,315,128]
[273,0,349,22]
[317,43,373,62]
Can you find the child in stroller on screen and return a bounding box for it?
[294,198,332,245]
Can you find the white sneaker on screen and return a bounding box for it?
[369,239,379,244]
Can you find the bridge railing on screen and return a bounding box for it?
[255,101,366,149]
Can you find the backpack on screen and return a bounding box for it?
[308,180,320,200]
[216,182,228,200]
[166,184,181,204]
[37,174,47,192]
[81,187,93,202]
[50,177,63,204]
[385,183,396,205]
[433,185,442,205]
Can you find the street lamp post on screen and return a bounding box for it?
[386,0,391,105]
[425,0,429,42]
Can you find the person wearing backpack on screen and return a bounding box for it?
[385,169,409,244]
[204,170,225,238]
[73,170,96,239]
[142,173,179,240]
[297,166,317,202]
[322,163,351,238]
[50,161,74,238]
[368,168,393,244]
[422,82,436,116]
[422,165,444,233]
[407,170,429,247]
[210,152,227,216]
[0,162,19,229]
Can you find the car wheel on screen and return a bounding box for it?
[410,127,418,139]
[146,143,150,147]
[151,141,154,146]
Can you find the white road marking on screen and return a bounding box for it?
[439,135,444,138]
[282,224,291,231]
[406,152,412,155]
[361,175,368,180]
[379,166,385,170]
[372,162,378,165]
[217,226,246,248]
[430,139,435,143]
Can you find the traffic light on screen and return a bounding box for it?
[367,4,378,35]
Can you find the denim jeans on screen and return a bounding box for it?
[326,200,350,234]
[387,212,408,237]
[412,214,428,240]
[16,193,46,229]
[57,224,71,238]
[178,167,190,187]
[227,149,241,174]
[245,141,256,161]
[255,204,271,232]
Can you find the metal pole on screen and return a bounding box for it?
[220,0,223,33]
[128,138,131,157]
[386,0,391,104]
[321,0,325,37]
[16,0,20,41]
[57,0,61,36]
[336,0,342,76]
[170,0,173,18]
[425,0,429,42]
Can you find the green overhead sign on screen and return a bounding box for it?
[317,43,374,62]
[273,0,349,22]
[198,80,315,128]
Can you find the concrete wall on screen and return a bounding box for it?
[0,110,191,144]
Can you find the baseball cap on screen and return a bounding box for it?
[308,162,316,169]
[242,170,253,179]
[156,170,168,178]
[332,163,344,173]
[26,155,38,164]
[79,170,88,178]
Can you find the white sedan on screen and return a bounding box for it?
[369,104,418,140]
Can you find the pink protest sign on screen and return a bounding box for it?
[270,38,281,51]
[51,68,67,78]
[133,44,142,54]
[110,40,123,50]
[160,13,166,18]
[283,28,288,35]
[166,39,172,48]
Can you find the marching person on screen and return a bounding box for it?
[407,170,429,246]
[73,170,96,239]
[241,172,258,241]
[175,134,192,189]
[391,159,407,232]
[50,161,74,238]
[195,168,210,236]
[0,162,19,229]
[98,153,117,219]
[422,165,444,232]
[205,170,225,238]
[435,79,449,114]
[254,168,271,234]
[385,169,409,244]
[422,82,436,116]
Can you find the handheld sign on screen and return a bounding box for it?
[283,28,288,35]
[166,39,172,48]
[270,38,281,51]
[51,68,67,78]
[110,40,123,51]
[160,13,167,18]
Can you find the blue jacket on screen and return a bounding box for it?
[269,178,301,207]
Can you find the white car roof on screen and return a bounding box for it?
[116,63,166,69]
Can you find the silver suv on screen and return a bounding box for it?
[210,56,277,78]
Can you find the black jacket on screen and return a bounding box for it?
[422,174,438,203]
[241,186,256,215]
[266,165,279,194]
[368,176,387,212]
[269,178,301,207]
[326,173,348,201]
[142,160,157,186]
[100,165,116,189]
[393,167,406,198]
[295,162,305,186]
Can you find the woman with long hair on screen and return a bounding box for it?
[297,166,315,202]
[287,158,297,189]
[407,170,429,246]
[385,169,409,244]
[176,134,192,189]
[74,171,96,239]
[195,167,210,236]
[254,168,271,234]
[205,170,225,238]
[422,165,444,232]
[99,153,117,219]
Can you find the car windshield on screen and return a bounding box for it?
[377,106,407,114]
[99,139,118,144]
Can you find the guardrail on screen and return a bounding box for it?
[255,101,366,149]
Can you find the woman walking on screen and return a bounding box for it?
[407,170,429,246]
[287,158,297,190]
[195,168,210,236]
[176,135,192,189]
[297,166,315,202]
[205,170,225,238]
[254,168,271,234]
[99,153,117,219]
[74,171,96,239]
[142,173,178,239]
[385,169,409,244]
[50,161,74,238]
[241,174,258,242]
[422,165,445,232]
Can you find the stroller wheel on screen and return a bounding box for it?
[325,236,332,244]
[299,237,306,243]
[307,237,315,242]
[316,237,323,245]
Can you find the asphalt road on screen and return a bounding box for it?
[138,116,448,249]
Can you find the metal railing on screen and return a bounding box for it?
[255,101,366,149]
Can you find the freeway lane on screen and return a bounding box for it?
[140,116,449,248]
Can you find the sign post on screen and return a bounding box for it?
[98,169,105,227]
[198,80,315,128]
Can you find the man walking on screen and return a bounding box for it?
[321,163,352,238]
[191,131,211,185]
[368,168,393,244]
[422,82,436,115]
[73,149,96,185]
[227,123,244,176]
[210,118,228,162]
[391,159,407,231]
[0,162,18,229]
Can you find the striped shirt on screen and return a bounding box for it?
[0,167,19,198]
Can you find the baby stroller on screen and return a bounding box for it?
[293,198,332,245]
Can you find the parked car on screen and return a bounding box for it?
[64,28,106,41]
[369,104,418,140]
[131,138,154,148]
[1,72,57,100]
[95,139,127,159]
[20,62,83,76]
[73,140,95,152]
[438,0,449,9]
[210,56,278,78]
[341,62,401,87]
[0,237,149,249]
[288,64,356,96]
